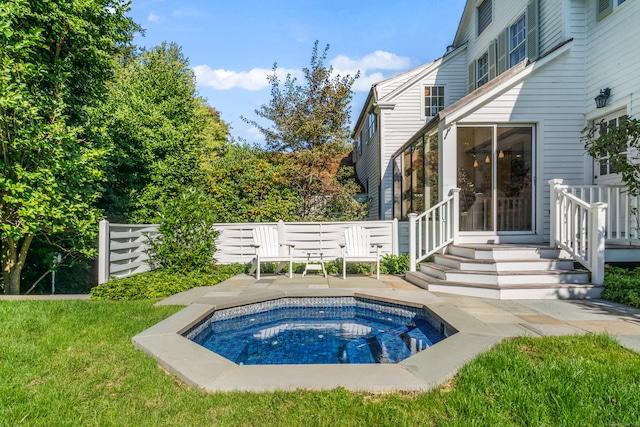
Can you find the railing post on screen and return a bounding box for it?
[549,179,563,248]
[98,219,110,284]
[408,213,417,272]
[451,188,461,245]
[590,202,607,285]
[392,218,399,256]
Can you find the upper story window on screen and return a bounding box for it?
[476,52,489,88]
[354,132,362,157]
[366,113,376,143]
[424,85,445,117]
[477,0,493,35]
[509,13,527,66]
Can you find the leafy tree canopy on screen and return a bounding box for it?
[0,0,139,294]
[204,143,301,223]
[98,42,229,222]
[242,41,365,220]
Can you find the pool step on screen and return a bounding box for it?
[376,329,413,363]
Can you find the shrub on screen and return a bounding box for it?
[147,189,219,273]
[602,265,640,308]
[380,254,410,275]
[90,264,246,301]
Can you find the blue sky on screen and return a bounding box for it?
[127,0,467,143]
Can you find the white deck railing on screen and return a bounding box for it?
[408,189,460,272]
[549,179,607,285]
[561,183,639,242]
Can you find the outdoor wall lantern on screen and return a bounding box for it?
[595,88,611,108]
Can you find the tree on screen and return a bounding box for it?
[98,42,229,223]
[204,143,301,223]
[583,116,640,196]
[243,41,365,220]
[0,0,138,294]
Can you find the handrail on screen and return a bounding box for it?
[561,184,638,241]
[408,188,460,272]
[549,179,606,285]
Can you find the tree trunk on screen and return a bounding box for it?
[2,234,34,295]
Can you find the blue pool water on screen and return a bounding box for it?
[185,297,448,365]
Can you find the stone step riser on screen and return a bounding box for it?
[419,264,589,285]
[448,246,570,260]
[405,271,603,300]
[433,256,575,272]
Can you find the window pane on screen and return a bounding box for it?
[496,127,532,231]
[412,138,425,214]
[457,127,494,231]
[403,148,412,217]
[424,131,439,209]
[477,53,489,87]
[393,156,402,219]
[509,14,526,66]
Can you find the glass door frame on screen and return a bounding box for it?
[456,124,536,235]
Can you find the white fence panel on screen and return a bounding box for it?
[98,219,401,283]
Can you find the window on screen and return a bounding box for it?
[597,114,627,176]
[509,13,527,66]
[477,0,493,35]
[424,85,445,117]
[366,113,376,143]
[476,52,489,88]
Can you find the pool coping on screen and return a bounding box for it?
[132,287,508,392]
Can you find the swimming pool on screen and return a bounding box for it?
[184,297,450,365]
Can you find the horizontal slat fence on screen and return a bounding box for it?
[98,220,400,283]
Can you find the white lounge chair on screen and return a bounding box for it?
[340,226,382,280]
[249,226,294,280]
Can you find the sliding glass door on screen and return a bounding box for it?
[457,126,533,232]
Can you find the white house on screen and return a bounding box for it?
[352,0,640,297]
[353,0,640,242]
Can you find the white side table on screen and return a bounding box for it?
[302,252,327,277]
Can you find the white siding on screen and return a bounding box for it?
[585,0,640,118]
[377,50,468,219]
[453,46,586,239]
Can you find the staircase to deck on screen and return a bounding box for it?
[405,244,604,300]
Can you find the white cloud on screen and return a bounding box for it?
[331,51,411,72]
[147,12,162,23]
[331,51,412,92]
[193,65,302,91]
[246,127,264,142]
[193,50,411,93]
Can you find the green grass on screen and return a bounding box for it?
[2,300,640,426]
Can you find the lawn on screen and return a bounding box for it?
[1,300,640,426]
